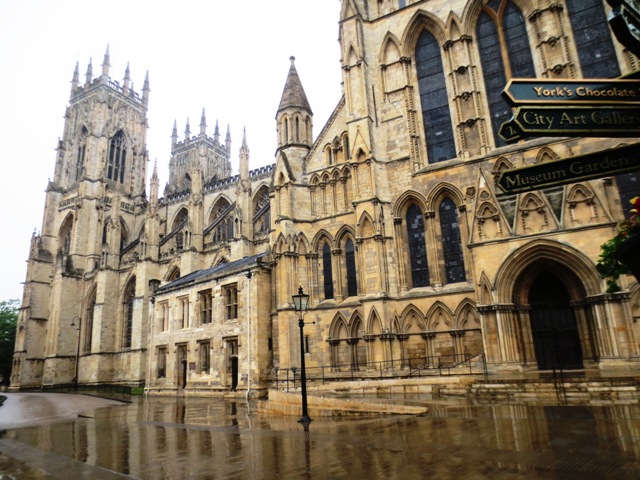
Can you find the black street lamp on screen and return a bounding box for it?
[71,316,81,389]
[292,285,311,425]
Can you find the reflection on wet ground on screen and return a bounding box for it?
[1,395,640,479]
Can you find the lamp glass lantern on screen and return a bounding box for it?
[293,286,309,313]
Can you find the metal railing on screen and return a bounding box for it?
[274,352,487,391]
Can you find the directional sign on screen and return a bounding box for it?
[496,143,640,194]
[502,78,640,106]
[608,0,640,57]
[498,120,523,143]
[501,106,640,141]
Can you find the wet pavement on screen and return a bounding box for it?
[0,392,639,479]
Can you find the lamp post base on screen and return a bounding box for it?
[298,415,313,426]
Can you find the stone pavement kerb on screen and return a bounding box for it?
[0,392,125,429]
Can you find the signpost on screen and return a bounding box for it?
[608,0,640,58]
[496,143,640,194]
[502,79,640,106]
[499,78,640,143]
[492,3,640,193]
[497,105,640,143]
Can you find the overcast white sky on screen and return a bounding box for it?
[0,1,342,301]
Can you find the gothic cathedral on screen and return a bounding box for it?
[12,1,640,396]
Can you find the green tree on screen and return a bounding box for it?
[0,299,19,385]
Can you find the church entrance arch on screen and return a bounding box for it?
[528,271,583,369]
[491,240,603,371]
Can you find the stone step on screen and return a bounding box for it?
[456,378,640,403]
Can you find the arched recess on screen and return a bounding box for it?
[425,302,454,331]
[328,313,350,369]
[394,192,430,289]
[357,210,376,238]
[454,299,483,356]
[119,218,130,251]
[74,126,89,182]
[393,190,429,218]
[172,208,189,232]
[253,185,271,236]
[295,233,310,255]
[106,130,128,184]
[425,302,457,360]
[478,272,494,305]
[534,146,559,164]
[398,305,427,367]
[495,240,602,302]
[472,0,537,147]
[58,213,75,256]
[121,276,136,349]
[399,304,427,333]
[165,266,180,283]
[428,184,468,285]
[348,311,367,370]
[274,233,288,255]
[381,32,402,64]
[336,226,358,298]
[400,10,448,58]
[82,284,97,354]
[494,239,602,369]
[311,230,335,301]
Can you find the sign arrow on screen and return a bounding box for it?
[498,120,522,143]
[502,78,640,106]
[509,106,640,137]
[496,143,640,194]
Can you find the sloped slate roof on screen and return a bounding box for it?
[277,56,312,114]
[156,253,268,294]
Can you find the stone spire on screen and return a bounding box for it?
[214,120,220,144]
[150,160,159,214]
[71,62,79,92]
[101,45,110,79]
[185,118,191,141]
[171,120,178,147]
[142,71,150,106]
[85,58,93,85]
[200,108,207,136]
[123,63,131,95]
[277,56,312,116]
[240,127,249,182]
[225,125,231,151]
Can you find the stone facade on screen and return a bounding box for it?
[11,0,640,395]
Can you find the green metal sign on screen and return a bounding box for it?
[502,78,640,106]
[498,106,640,143]
[496,143,640,194]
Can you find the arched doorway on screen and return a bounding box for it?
[529,271,583,369]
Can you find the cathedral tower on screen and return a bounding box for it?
[12,48,150,387]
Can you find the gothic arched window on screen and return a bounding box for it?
[406,204,429,287]
[83,290,96,354]
[477,0,535,147]
[565,0,620,78]
[76,127,88,182]
[439,198,466,283]
[345,239,357,297]
[322,242,334,300]
[107,131,127,183]
[122,278,136,349]
[208,198,234,243]
[415,29,456,163]
[59,215,74,256]
[253,187,271,235]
